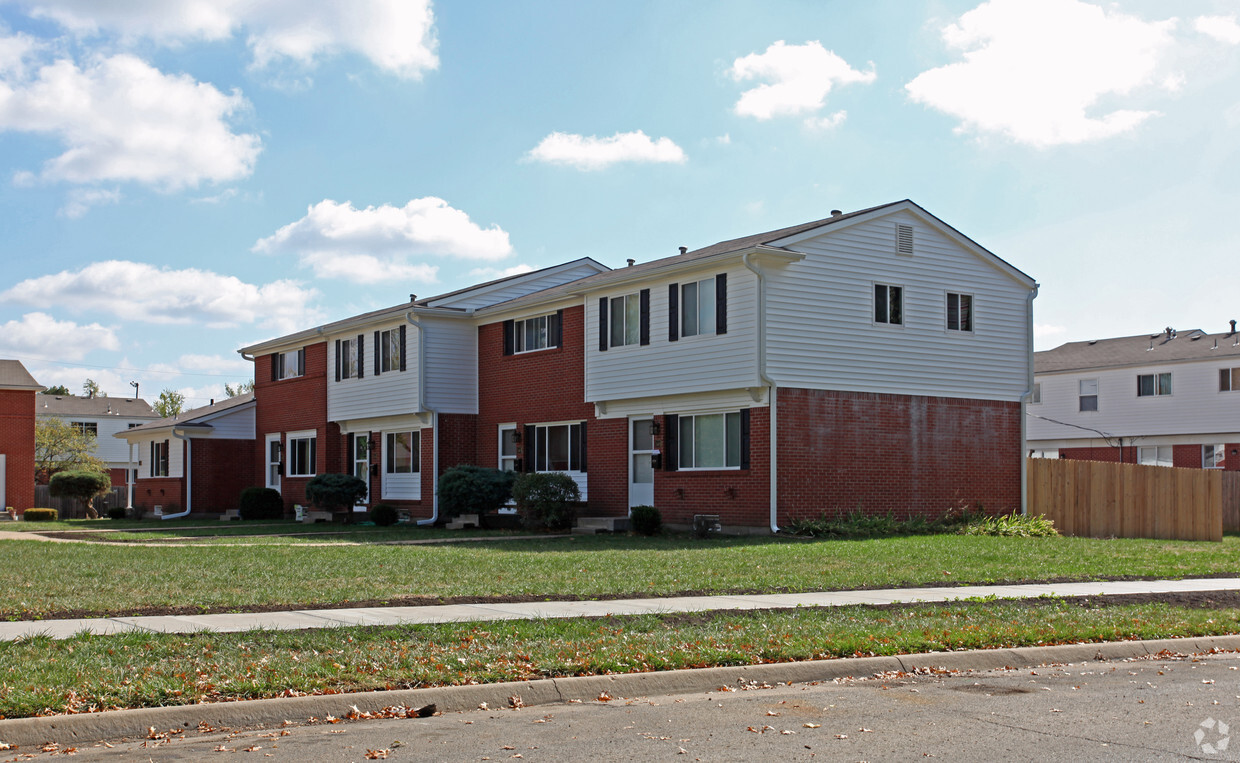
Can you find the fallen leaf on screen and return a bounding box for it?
[835,734,848,740]
[804,723,821,729]
[508,696,524,709]
[364,750,390,760]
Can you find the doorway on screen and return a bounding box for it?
[629,418,655,508]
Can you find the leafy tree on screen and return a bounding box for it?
[82,378,102,398]
[41,385,71,396]
[49,470,111,520]
[224,380,255,397]
[35,417,106,482]
[154,389,186,418]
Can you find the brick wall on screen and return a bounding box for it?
[0,389,36,512]
[653,407,770,527]
[191,438,256,514]
[131,477,186,513]
[254,342,337,513]
[1060,442,1240,470]
[777,388,1022,521]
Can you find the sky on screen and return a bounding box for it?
[1,0,1239,406]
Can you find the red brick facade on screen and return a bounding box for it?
[132,477,185,513]
[0,389,36,512]
[190,438,257,513]
[653,407,770,527]
[1059,443,1240,470]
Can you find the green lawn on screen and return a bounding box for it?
[2,598,1236,718]
[2,533,1239,619]
[11,520,521,544]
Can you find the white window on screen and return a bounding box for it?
[150,439,169,477]
[946,292,972,332]
[265,435,281,489]
[681,278,716,337]
[379,329,401,372]
[515,313,559,353]
[1138,446,1173,466]
[678,412,742,470]
[385,431,419,474]
[341,338,359,379]
[71,421,98,437]
[1029,448,1058,459]
[1204,444,1226,468]
[1079,379,1098,412]
[1220,368,1240,392]
[610,294,641,347]
[499,425,518,472]
[874,284,903,325]
[277,349,304,380]
[532,423,584,472]
[1137,372,1171,397]
[1030,382,1042,404]
[287,431,316,477]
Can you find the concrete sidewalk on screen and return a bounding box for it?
[5,577,1238,641]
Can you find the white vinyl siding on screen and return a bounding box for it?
[136,436,183,479]
[424,317,478,414]
[765,210,1032,401]
[195,405,256,440]
[585,264,757,403]
[328,325,419,422]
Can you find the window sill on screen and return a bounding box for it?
[507,345,563,358]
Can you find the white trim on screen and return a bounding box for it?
[264,433,281,492]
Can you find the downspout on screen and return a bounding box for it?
[125,440,134,509]
[405,312,439,526]
[742,252,779,534]
[165,428,193,519]
[1020,284,1040,516]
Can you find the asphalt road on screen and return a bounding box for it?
[15,652,1240,761]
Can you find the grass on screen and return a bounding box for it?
[16,522,522,544]
[0,598,1236,718]
[2,533,1239,619]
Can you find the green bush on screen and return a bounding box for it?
[305,474,368,515]
[370,503,399,527]
[23,508,58,522]
[786,510,965,539]
[48,470,111,519]
[438,465,516,519]
[512,472,580,531]
[239,487,284,520]
[629,505,662,536]
[961,512,1059,537]
[107,506,127,520]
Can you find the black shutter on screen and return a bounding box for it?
[334,340,341,381]
[715,273,727,335]
[297,349,305,377]
[271,353,280,382]
[357,334,365,379]
[374,330,381,376]
[578,421,587,472]
[523,425,536,472]
[668,284,679,342]
[554,309,564,348]
[399,324,407,372]
[598,297,609,352]
[346,433,354,473]
[739,409,750,470]
[639,289,650,346]
[310,436,317,475]
[503,319,515,356]
[664,414,678,471]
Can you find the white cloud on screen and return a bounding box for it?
[175,353,252,374]
[526,130,687,171]
[253,198,513,284]
[0,312,119,360]
[59,186,120,218]
[0,50,261,189]
[0,29,40,77]
[0,260,321,334]
[14,0,439,79]
[468,263,534,280]
[804,110,847,130]
[729,40,875,120]
[905,0,1178,147]
[1195,15,1240,45]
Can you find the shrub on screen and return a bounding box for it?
[785,510,963,539]
[512,472,580,531]
[438,466,516,519]
[629,505,662,536]
[23,508,58,522]
[48,470,111,519]
[961,512,1059,537]
[305,474,368,516]
[239,487,284,520]
[370,503,399,527]
[107,506,127,520]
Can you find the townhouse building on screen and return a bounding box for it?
[1027,326,1240,470]
[37,394,159,486]
[0,359,41,513]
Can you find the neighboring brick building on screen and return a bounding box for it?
[0,360,41,514]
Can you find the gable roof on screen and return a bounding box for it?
[1036,329,1240,373]
[37,394,157,418]
[118,392,255,436]
[0,360,41,391]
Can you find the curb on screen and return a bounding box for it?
[2,634,1239,747]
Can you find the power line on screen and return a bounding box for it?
[13,353,252,379]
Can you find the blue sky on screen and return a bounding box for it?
[1,0,1239,406]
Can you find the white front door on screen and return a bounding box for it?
[629,418,655,508]
[265,434,281,492]
[353,434,370,510]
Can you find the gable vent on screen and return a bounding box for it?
[896,223,914,255]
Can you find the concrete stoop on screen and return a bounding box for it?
[445,513,480,530]
[573,516,629,534]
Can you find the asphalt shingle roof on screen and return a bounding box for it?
[122,392,254,435]
[1036,328,1240,373]
[37,395,156,418]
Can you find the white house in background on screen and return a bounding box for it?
[36,394,159,485]
[1026,325,1240,470]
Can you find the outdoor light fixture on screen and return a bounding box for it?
[369,434,380,451]
[512,429,522,443]
[650,421,661,435]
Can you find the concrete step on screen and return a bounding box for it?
[573,516,629,534]
[446,513,480,530]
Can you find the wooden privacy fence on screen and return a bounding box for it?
[1225,472,1240,533]
[32,485,127,519]
[1027,458,1223,541]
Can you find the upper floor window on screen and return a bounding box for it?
[668,275,726,342]
[1220,368,1240,392]
[946,292,973,332]
[1204,444,1226,468]
[505,311,563,355]
[150,439,169,477]
[378,327,404,373]
[598,293,648,352]
[874,284,903,325]
[335,335,364,381]
[1079,379,1098,412]
[287,432,317,477]
[1030,382,1041,404]
[1137,372,1171,397]
[71,421,98,437]
[272,348,304,381]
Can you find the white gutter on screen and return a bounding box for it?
[125,441,134,509]
[742,252,779,534]
[1020,285,1040,516]
[164,428,193,519]
[405,312,439,526]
